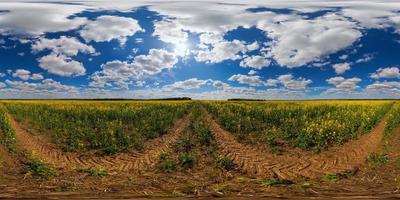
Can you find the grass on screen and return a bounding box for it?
[259,178,294,186]
[217,155,234,170]
[25,156,56,178]
[157,152,177,172]
[368,153,389,164]
[321,172,355,183]
[178,153,195,169]
[78,168,108,177]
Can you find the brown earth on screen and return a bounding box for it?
[1,109,400,199]
[11,114,190,172]
[206,111,390,181]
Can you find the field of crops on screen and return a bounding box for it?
[3,100,190,154]
[206,101,394,151]
[0,100,399,198]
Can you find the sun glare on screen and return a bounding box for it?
[174,42,189,56]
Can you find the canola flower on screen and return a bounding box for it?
[205,100,394,151]
[2,100,191,154]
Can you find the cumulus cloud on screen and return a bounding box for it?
[12,69,30,80]
[80,15,144,45]
[0,82,5,88]
[5,78,78,93]
[195,39,248,63]
[332,62,351,74]
[153,19,188,45]
[356,53,374,63]
[38,54,86,77]
[325,76,361,94]
[0,2,87,36]
[90,49,178,88]
[32,36,96,56]
[259,14,361,68]
[228,74,265,86]
[32,36,96,77]
[276,74,312,90]
[248,70,257,75]
[240,55,270,69]
[228,73,312,90]
[163,78,209,90]
[12,69,44,81]
[31,73,44,80]
[370,67,400,79]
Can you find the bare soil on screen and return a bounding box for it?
[206,111,390,180]
[0,111,400,199]
[10,114,189,172]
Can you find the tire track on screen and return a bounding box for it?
[206,110,391,180]
[11,114,189,172]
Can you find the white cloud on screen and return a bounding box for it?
[0,73,5,77]
[38,54,85,77]
[11,69,44,81]
[5,78,77,92]
[31,73,44,80]
[32,36,96,77]
[248,70,257,75]
[0,2,87,36]
[325,76,361,94]
[370,67,400,79]
[195,39,249,63]
[12,69,30,80]
[153,19,188,45]
[0,82,5,88]
[163,78,209,90]
[90,49,177,88]
[366,81,400,91]
[32,36,96,56]
[332,62,351,74]
[228,74,265,86]
[80,15,143,45]
[265,79,279,87]
[339,54,349,60]
[259,14,361,68]
[276,74,312,90]
[356,53,374,63]
[240,55,270,69]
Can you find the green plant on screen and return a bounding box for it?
[0,106,16,153]
[25,157,56,178]
[321,172,354,183]
[259,178,293,186]
[206,101,392,150]
[217,155,234,170]
[178,153,194,169]
[368,153,389,164]
[4,101,190,154]
[157,152,177,172]
[78,168,108,177]
[174,135,193,152]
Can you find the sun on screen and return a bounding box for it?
[174,42,190,57]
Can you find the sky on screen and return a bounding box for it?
[0,0,400,99]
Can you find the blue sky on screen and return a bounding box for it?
[0,0,399,99]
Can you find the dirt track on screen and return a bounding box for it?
[11,114,189,172]
[206,111,390,180]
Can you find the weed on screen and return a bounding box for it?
[78,168,108,177]
[25,157,56,178]
[178,153,194,169]
[321,172,354,183]
[259,178,294,186]
[368,153,389,164]
[175,135,193,152]
[181,183,196,195]
[217,155,234,170]
[157,152,177,172]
